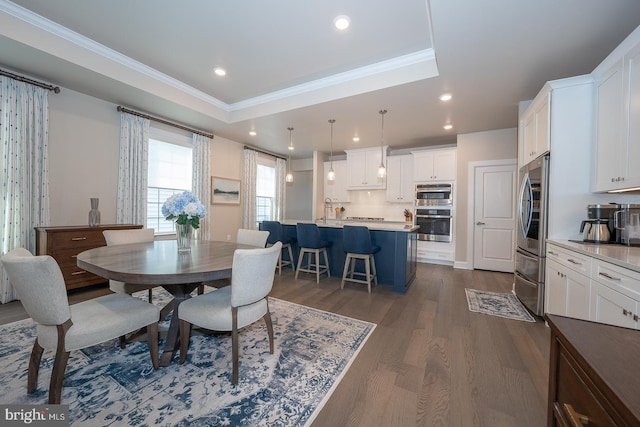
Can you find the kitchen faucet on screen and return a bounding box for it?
[323,198,333,224]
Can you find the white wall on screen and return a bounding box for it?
[46,88,245,240]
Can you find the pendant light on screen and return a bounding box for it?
[285,127,294,183]
[327,119,336,181]
[377,109,387,178]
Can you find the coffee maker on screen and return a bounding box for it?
[584,203,621,243]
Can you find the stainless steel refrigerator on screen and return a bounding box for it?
[514,153,550,316]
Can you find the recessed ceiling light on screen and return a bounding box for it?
[439,93,452,101]
[352,136,360,142]
[443,124,453,130]
[213,67,226,77]
[249,130,256,136]
[334,15,350,30]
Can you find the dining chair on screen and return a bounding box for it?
[295,223,332,283]
[199,228,270,293]
[0,248,160,404]
[341,225,380,293]
[178,242,282,385]
[261,221,296,275]
[103,228,157,303]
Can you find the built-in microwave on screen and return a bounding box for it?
[415,183,453,207]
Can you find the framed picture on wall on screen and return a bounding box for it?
[211,176,241,204]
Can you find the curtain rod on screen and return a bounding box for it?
[0,68,60,93]
[244,145,286,160]
[117,106,214,139]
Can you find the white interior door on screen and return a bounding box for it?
[473,163,517,272]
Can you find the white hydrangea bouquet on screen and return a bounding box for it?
[161,191,206,229]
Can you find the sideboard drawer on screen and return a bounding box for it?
[35,224,142,291]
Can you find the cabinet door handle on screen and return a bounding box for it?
[563,403,589,426]
[599,272,621,281]
[476,222,485,225]
[567,259,582,266]
[71,237,87,241]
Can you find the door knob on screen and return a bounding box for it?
[476,222,485,225]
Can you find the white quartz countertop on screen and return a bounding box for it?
[282,219,419,232]
[548,239,640,273]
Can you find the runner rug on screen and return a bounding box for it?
[465,288,536,322]
[0,295,375,426]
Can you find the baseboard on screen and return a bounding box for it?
[453,260,472,270]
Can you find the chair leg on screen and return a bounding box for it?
[323,248,330,278]
[147,321,159,369]
[49,319,72,404]
[295,249,305,280]
[178,319,191,365]
[365,256,372,294]
[148,288,153,303]
[264,302,274,354]
[197,284,204,295]
[341,254,351,290]
[371,255,378,287]
[315,250,320,284]
[277,252,282,276]
[119,335,127,349]
[232,307,239,385]
[27,339,44,394]
[286,245,295,271]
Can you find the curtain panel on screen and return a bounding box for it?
[116,113,149,225]
[275,157,287,221]
[242,149,258,229]
[192,133,211,240]
[0,76,51,303]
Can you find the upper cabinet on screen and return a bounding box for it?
[412,148,456,182]
[323,160,350,203]
[592,29,640,192]
[386,155,414,203]
[520,91,550,165]
[346,146,387,189]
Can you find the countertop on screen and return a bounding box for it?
[282,219,419,232]
[548,239,640,273]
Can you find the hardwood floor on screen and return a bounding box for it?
[0,263,550,426]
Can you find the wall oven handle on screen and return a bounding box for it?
[416,215,452,219]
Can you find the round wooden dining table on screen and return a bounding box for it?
[76,239,254,366]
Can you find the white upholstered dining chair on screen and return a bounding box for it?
[198,228,270,293]
[103,228,157,302]
[179,242,282,384]
[0,248,160,404]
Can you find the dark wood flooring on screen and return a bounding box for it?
[0,263,550,427]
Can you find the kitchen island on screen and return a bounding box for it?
[273,220,418,294]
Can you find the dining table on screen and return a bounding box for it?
[76,239,254,367]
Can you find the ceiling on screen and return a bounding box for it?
[1,0,640,159]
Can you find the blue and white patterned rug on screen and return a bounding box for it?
[0,294,375,426]
[465,289,536,322]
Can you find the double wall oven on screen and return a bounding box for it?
[514,153,550,317]
[414,183,453,242]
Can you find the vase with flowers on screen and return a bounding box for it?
[162,191,206,253]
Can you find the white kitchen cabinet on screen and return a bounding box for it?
[590,281,639,329]
[545,244,591,320]
[386,155,413,203]
[323,160,349,203]
[592,28,640,192]
[345,146,387,189]
[412,148,456,182]
[520,91,550,165]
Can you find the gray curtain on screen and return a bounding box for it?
[242,149,258,229]
[0,76,51,303]
[116,113,149,225]
[192,133,211,240]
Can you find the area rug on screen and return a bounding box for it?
[465,289,536,322]
[0,294,376,426]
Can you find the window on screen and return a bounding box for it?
[146,129,192,234]
[256,157,276,227]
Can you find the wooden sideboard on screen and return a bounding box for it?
[35,224,142,291]
[546,314,640,427]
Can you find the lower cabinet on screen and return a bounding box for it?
[546,314,640,426]
[546,242,640,329]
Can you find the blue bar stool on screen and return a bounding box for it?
[341,225,380,293]
[261,221,296,275]
[295,223,331,283]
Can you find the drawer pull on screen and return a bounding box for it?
[598,272,621,281]
[548,250,558,256]
[71,271,87,276]
[563,403,589,426]
[567,259,582,265]
[70,237,87,241]
[634,314,639,322]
